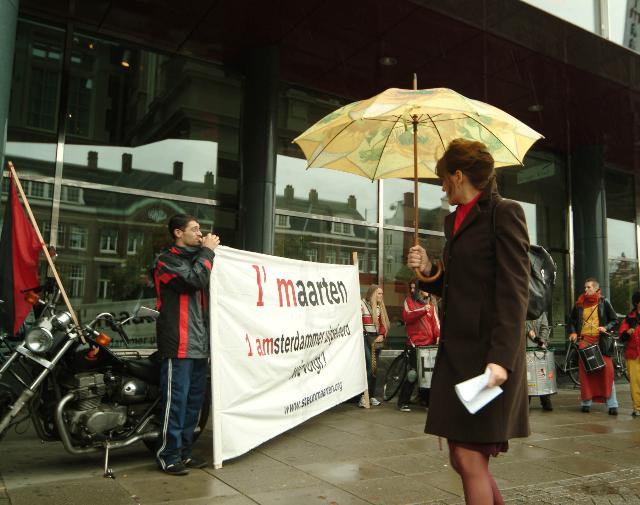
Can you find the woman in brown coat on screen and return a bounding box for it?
[407,139,530,505]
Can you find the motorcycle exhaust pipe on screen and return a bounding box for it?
[55,393,159,455]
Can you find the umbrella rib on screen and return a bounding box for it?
[305,120,356,167]
[463,113,523,164]
[371,114,405,181]
[426,113,447,153]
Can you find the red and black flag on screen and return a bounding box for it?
[0,173,40,337]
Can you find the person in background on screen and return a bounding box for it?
[525,311,553,411]
[568,277,619,415]
[154,214,220,475]
[407,138,530,505]
[360,284,390,408]
[617,291,640,418]
[398,281,440,412]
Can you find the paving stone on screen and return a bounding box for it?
[2,384,640,505]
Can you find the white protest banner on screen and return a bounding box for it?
[210,246,366,466]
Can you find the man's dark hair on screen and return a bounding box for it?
[168,214,198,239]
[632,291,640,308]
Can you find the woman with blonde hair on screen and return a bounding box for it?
[360,284,390,407]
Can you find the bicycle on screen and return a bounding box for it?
[382,344,414,401]
[556,340,580,386]
[612,337,629,382]
[556,335,628,387]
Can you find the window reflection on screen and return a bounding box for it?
[382,230,445,347]
[606,171,639,312]
[495,152,568,332]
[273,217,378,285]
[51,186,230,347]
[8,21,64,176]
[276,155,377,223]
[383,179,452,230]
[56,33,240,200]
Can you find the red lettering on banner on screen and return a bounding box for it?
[277,278,297,307]
[253,264,266,306]
[245,333,253,356]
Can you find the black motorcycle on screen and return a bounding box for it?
[0,287,210,477]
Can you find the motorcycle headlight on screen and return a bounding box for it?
[24,324,54,354]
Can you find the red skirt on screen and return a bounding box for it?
[578,335,614,402]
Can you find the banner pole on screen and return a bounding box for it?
[6,162,83,338]
[352,252,370,409]
[210,250,222,469]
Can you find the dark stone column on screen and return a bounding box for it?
[571,145,609,297]
[240,46,279,254]
[0,0,19,166]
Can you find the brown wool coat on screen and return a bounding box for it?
[418,181,530,443]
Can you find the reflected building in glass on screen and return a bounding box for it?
[1,0,640,348]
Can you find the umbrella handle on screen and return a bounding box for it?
[414,260,443,283]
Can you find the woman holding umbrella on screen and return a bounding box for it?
[407,138,530,505]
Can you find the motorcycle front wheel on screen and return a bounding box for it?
[0,383,16,441]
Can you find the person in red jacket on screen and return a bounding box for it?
[397,281,440,412]
[618,291,640,417]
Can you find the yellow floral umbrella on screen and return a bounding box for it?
[293,85,543,280]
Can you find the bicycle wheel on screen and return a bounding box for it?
[567,347,580,386]
[383,354,406,401]
[617,349,629,382]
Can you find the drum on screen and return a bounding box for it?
[578,343,605,373]
[525,347,557,396]
[416,346,438,388]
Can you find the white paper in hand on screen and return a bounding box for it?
[455,368,503,414]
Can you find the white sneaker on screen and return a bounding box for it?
[358,395,368,408]
[370,397,381,406]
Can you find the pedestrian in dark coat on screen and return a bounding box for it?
[407,138,530,505]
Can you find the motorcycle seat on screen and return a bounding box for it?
[126,358,160,384]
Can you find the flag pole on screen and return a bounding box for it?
[6,161,82,336]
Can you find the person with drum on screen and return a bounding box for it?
[398,281,440,412]
[568,278,619,415]
[617,291,640,417]
[407,139,530,505]
[525,311,553,411]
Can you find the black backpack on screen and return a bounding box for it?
[526,244,556,320]
[491,202,557,320]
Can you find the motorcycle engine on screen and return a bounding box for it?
[110,376,149,405]
[66,373,127,437]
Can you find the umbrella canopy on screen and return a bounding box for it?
[293,87,543,181]
[293,86,543,281]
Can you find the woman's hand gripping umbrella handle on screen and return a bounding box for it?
[408,245,443,283]
[414,261,443,282]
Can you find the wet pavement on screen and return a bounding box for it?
[1,380,639,505]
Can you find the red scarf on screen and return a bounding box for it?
[453,192,482,235]
[576,290,601,308]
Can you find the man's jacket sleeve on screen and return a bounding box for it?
[156,249,215,293]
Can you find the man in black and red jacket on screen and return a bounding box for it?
[154,214,219,475]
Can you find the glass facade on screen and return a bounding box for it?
[274,86,573,347]
[495,152,570,344]
[3,20,241,346]
[606,170,639,314]
[2,3,639,352]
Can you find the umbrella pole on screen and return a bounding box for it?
[411,115,442,283]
